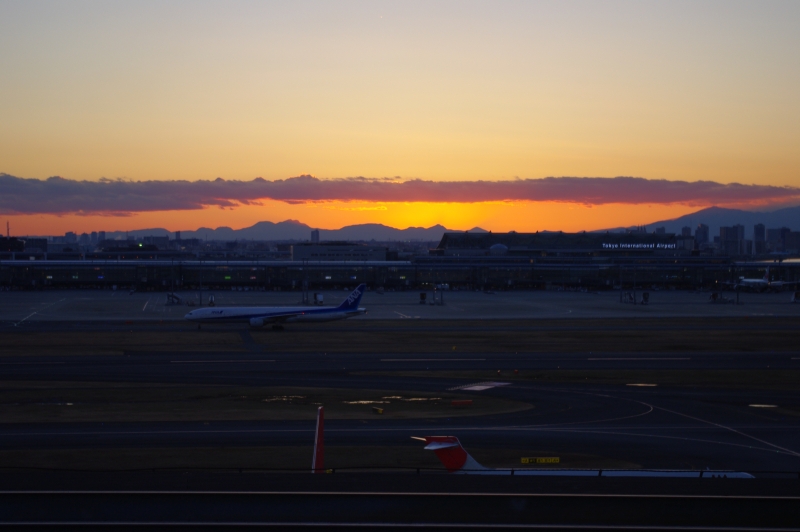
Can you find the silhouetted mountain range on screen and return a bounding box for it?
[98,206,798,242]
[600,206,800,239]
[104,221,488,242]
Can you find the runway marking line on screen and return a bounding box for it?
[530,427,800,458]
[3,521,794,532]
[381,358,486,362]
[13,298,65,326]
[6,490,800,498]
[449,381,510,391]
[170,360,275,364]
[14,312,38,325]
[1,491,797,500]
[588,357,690,361]
[8,424,800,442]
[1,520,786,530]
[655,405,800,458]
[0,361,65,365]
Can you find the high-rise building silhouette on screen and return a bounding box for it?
[695,224,709,244]
[754,223,766,253]
[767,227,790,252]
[720,225,746,255]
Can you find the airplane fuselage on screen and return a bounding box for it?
[184,284,367,327]
[737,279,769,290]
[184,305,366,325]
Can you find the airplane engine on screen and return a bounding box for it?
[249,317,265,327]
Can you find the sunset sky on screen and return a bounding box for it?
[1,1,799,236]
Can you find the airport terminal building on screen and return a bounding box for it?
[1,256,797,293]
[432,231,685,258]
[1,232,797,292]
[291,242,388,261]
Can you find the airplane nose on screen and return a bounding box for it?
[184,312,194,320]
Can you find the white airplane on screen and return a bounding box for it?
[305,413,750,477]
[184,284,367,328]
[414,436,753,478]
[733,269,771,291]
[726,268,798,292]
[766,277,799,291]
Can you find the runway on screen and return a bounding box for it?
[1,288,800,323]
[2,308,799,528]
[2,348,800,374]
[1,346,799,474]
[0,290,798,474]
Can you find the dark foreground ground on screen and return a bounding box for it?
[1,317,798,529]
[2,471,799,530]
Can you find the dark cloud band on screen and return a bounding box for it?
[1,173,797,215]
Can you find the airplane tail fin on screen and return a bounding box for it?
[312,406,324,473]
[413,436,487,473]
[337,284,366,311]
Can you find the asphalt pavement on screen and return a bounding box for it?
[1,346,799,474]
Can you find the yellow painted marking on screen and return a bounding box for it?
[521,457,560,464]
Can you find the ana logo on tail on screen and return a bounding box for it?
[347,288,361,305]
[338,284,366,310]
[346,286,363,305]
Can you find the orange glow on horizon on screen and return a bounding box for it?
[5,201,702,237]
